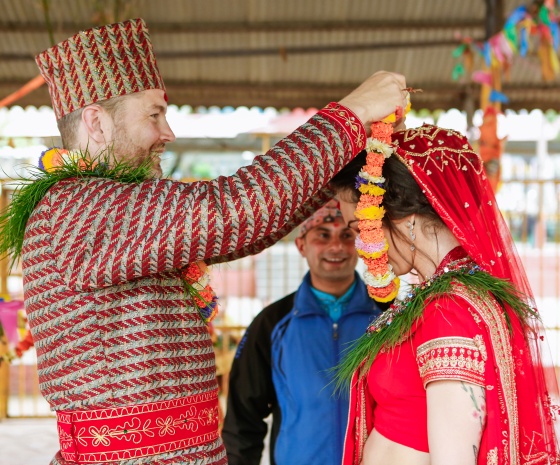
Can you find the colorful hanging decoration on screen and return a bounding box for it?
[0,298,24,350]
[451,38,477,81]
[452,1,560,105]
[355,120,399,303]
[450,2,559,193]
[14,329,34,357]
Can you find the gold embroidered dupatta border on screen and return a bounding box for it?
[453,283,519,464]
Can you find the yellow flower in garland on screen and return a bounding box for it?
[38,148,67,172]
[355,205,385,221]
[358,184,385,196]
[39,147,98,172]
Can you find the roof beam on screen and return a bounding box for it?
[0,37,484,62]
[161,80,560,94]
[164,80,560,111]
[2,79,558,95]
[0,19,485,34]
[1,80,558,111]
[157,39,485,59]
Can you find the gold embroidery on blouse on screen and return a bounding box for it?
[417,336,487,388]
[473,334,487,360]
[351,365,370,465]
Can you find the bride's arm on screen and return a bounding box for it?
[427,380,486,465]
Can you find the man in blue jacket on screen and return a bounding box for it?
[222,200,384,465]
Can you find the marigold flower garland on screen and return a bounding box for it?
[182,262,219,323]
[39,147,66,171]
[39,147,94,171]
[354,114,405,303]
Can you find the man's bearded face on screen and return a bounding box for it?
[109,89,175,178]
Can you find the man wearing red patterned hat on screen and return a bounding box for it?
[8,18,407,465]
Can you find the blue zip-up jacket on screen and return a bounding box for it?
[222,272,381,465]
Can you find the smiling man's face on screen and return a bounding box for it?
[109,89,176,177]
[295,219,358,295]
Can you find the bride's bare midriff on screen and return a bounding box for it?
[361,429,430,465]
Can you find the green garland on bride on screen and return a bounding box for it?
[334,256,538,393]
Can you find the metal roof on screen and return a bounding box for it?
[0,0,559,111]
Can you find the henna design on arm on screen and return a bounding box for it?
[461,382,487,428]
[461,382,486,464]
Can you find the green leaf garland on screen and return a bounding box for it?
[0,149,154,268]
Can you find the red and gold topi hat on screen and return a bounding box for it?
[35,18,165,120]
[297,199,344,239]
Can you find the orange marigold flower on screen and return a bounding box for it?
[358,219,382,231]
[364,165,382,177]
[369,262,389,275]
[360,229,385,243]
[199,288,214,301]
[370,123,392,142]
[183,262,205,282]
[368,281,397,298]
[366,152,385,166]
[363,254,388,269]
[194,288,213,307]
[369,196,383,206]
[356,195,382,209]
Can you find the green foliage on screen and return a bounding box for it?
[334,268,537,393]
[0,150,154,268]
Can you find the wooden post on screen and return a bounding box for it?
[0,182,8,296]
[0,334,9,418]
[0,181,11,418]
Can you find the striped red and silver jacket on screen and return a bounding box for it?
[22,104,365,465]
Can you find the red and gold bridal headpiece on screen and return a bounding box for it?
[390,124,533,300]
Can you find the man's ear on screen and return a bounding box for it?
[295,236,306,258]
[81,105,112,144]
